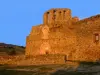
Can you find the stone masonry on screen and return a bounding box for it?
[26,8,100,62]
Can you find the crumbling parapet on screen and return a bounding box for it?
[43,12,48,24]
[43,8,72,25]
[25,36,30,56]
[72,17,80,23]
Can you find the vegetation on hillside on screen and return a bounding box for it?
[0,62,100,75]
[0,43,25,55]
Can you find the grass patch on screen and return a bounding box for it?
[0,63,100,75]
[0,69,35,75]
[51,70,98,75]
[80,61,100,66]
[39,66,53,72]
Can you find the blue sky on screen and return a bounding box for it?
[0,0,100,46]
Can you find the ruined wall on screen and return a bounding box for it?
[72,17,79,23]
[0,55,67,65]
[73,15,100,61]
[25,25,43,56]
[75,15,100,47]
[26,24,77,56]
[48,27,77,56]
[26,8,100,62]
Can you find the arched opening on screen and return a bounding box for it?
[64,55,67,63]
[59,11,62,20]
[47,12,50,24]
[45,51,49,55]
[53,10,56,21]
[59,11,61,15]
[63,10,66,19]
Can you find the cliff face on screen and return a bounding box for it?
[26,8,100,62]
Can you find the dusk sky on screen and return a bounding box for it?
[0,0,100,46]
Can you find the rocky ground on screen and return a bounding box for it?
[0,61,100,75]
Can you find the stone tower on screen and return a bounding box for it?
[43,8,72,25]
[25,8,77,57]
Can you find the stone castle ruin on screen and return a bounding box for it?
[25,8,100,62]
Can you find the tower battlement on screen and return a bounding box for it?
[43,8,72,25]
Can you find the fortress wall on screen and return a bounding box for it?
[73,43,100,62]
[0,55,66,65]
[73,18,100,61]
[75,34,100,61]
[26,25,43,56]
[27,54,66,64]
[26,22,77,56]
[26,38,43,56]
[47,35,77,57]
[30,25,42,35]
[26,33,77,56]
[76,17,100,46]
[26,8,100,62]
[49,38,76,48]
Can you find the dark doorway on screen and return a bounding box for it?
[64,55,67,63]
[45,51,49,55]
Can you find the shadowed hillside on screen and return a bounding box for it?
[0,43,25,55]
